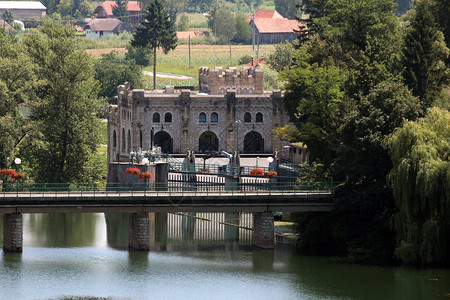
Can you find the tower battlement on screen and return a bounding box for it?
[199,66,264,94]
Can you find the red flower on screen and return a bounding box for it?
[11,172,25,180]
[126,167,141,175]
[264,171,278,178]
[138,172,153,179]
[0,168,16,177]
[250,168,264,176]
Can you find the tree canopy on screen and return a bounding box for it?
[387,107,450,265]
[131,0,177,89]
[282,0,449,264]
[23,20,102,183]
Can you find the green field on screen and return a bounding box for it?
[142,44,276,89]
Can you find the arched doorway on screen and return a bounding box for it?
[244,131,264,153]
[154,131,173,153]
[199,131,218,153]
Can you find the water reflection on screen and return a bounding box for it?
[105,212,129,249]
[25,213,100,247]
[1,213,449,300]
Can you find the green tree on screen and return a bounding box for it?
[233,12,251,43]
[112,0,129,22]
[402,0,449,110]
[95,51,143,99]
[162,0,187,23]
[274,0,301,19]
[429,0,450,49]
[2,10,14,24]
[131,0,177,89]
[387,107,450,266]
[75,0,93,19]
[125,43,153,66]
[325,80,421,261]
[23,20,102,183]
[208,3,236,44]
[281,49,345,166]
[177,14,190,31]
[268,41,295,72]
[57,0,72,17]
[0,31,37,169]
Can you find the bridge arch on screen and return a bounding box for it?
[154,131,173,153]
[199,131,218,153]
[244,131,264,153]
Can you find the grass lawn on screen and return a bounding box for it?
[141,44,276,89]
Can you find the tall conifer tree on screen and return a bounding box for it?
[402,0,448,110]
[131,0,177,89]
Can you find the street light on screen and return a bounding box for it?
[14,158,21,171]
[235,120,241,153]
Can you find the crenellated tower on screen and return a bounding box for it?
[199,67,264,94]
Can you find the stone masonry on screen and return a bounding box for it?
[252,212,274,249]
[199,67,264,94]
[3,213,23,252]
[107,67,289,161]
[129,212,150,251]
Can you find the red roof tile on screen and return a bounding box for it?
[252,9,284,19]
[95,1,141,16]
[254,18,305,34]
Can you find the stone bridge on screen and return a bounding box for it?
[0,188,333,253]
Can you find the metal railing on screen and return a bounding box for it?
[167,162,301,177]
[0,181,338,198]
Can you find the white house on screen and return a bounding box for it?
[84,18,132,38]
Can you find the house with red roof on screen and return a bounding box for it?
[249,9,306,44]
[93,1,142,26]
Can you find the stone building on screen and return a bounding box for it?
[107,67,290,163]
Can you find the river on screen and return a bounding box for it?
[0,212,449,300]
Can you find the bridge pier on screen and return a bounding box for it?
[3,213,23,252]
[129,212,150,251]
[252,212,274,249]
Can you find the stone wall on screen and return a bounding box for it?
[3,213,23,252]
[252,212,274,249]
[129,212,150,250]
[107,68,291,159]
[199,67,264,94]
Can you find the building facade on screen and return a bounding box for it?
[107,67,290,163]
[0,1,46,21]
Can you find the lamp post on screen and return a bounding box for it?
[235,120,241,153]
[14,158,21,171]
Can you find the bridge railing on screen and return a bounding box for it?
[168,162,301,177]
[0,181,339,196]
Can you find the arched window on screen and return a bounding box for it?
[256,112,263,123]
[113,130,117,148]
[199,112,206,123]
[121,128,126,150]
[211,112,218,123]
[165,112,172,123]
[127,129,131,152]
[153,112,160,123]
[244,112,251,123]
